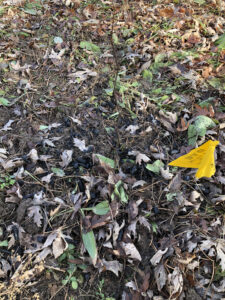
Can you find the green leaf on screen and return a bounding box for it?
[112,33,119,44]
[188,124,198,146]
[146,160,164,174]
[120,185,128,204]
[142,69,153,82]
[154,53,166,64]
[82,230,97,265]
[39,125,49,130]
[83,201,110,215]
[166,192,177,202]
[111,180,128,204]
[80,41,100,53]
[51,167,65,177]
[194,0,205,4]
[188,115,216,145]
[0,97,9,106]
[71,280,78,290]
[215,32,225,50]
[54,36,63,44]
[0,240,8,247]
[195,115,215,136]
[22,8,37,15]
[62,279,69,285]
[208,77,225,90]
[0,7,5,16]
[95,154,115,168]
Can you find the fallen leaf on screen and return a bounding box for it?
[155,263,167,291]
[150,248,168,266]
[120,242,142,261]
[52,231,68,258]
[27,149,38,163]
[177,118,189,132]
[101,259,123,276]
[41,173,54,183]
[167,267,183,299]
[27,206,43,227]
[125,125,139,134]
[160,167,174,180]
[146,160,164,174]
[73,138,89,152]
[1,120,15,131]
[60,150,73,167]
[82,230,98,265]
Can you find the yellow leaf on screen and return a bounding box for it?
[168,140,219,179]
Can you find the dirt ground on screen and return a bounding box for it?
[0,0,225,299]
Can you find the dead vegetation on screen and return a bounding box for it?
[0,0,225,299]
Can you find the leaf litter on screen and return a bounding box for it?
[0,0,225,299]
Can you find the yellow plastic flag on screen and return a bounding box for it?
[168,140,219,179]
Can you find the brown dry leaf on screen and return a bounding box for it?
[211,195,225,204]
[132,180,147,189]
[168,173,182,191]
[52,231,68,258]
[187,32,201,44]
[194,104,214,117]
[128,150,150,165]
[138,216,151,231]
[160,167,174,180]
[0,157,24,171]
[27,149,38,163]
[202,66,213,78]
[155,263,167,291]
[59,149,73,167]
[113,220,125,246]
[41,173,54,183]
[177,118,189,132]
[101,259,123,276]
[157,111,177,132]
[167,267,183,299]
[128,201,138,220]
[150,248,168,266]
[159,7,174,18]
[27,206,43,227]
[73,138,92,152]
[1,120,15,131]
[0,148,8,159]
[83,4,97,19]
[120,242,142,261]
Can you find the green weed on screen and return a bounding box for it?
[0,174,15,190]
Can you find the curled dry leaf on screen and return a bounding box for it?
[41,173,54,183]
[155,263,167,291]
[101,259,123,276]
[132,180,147,188]
[125,281,138,291]
[73,138,89,152]
[27,206,43,227]
[0,148,7,159]
[160,167,174,180]
[177,118,189,132]
[27,149,38,163]
[150,248,168,266]
[120,242,142,261]
[125,125,139,134]
[167,267,183,299]
[60,149,73,167]
[52,231,68,258]
[0,120,15,131]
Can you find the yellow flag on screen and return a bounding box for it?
[168,140,219,179]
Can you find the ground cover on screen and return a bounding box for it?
[0,0,225,299]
